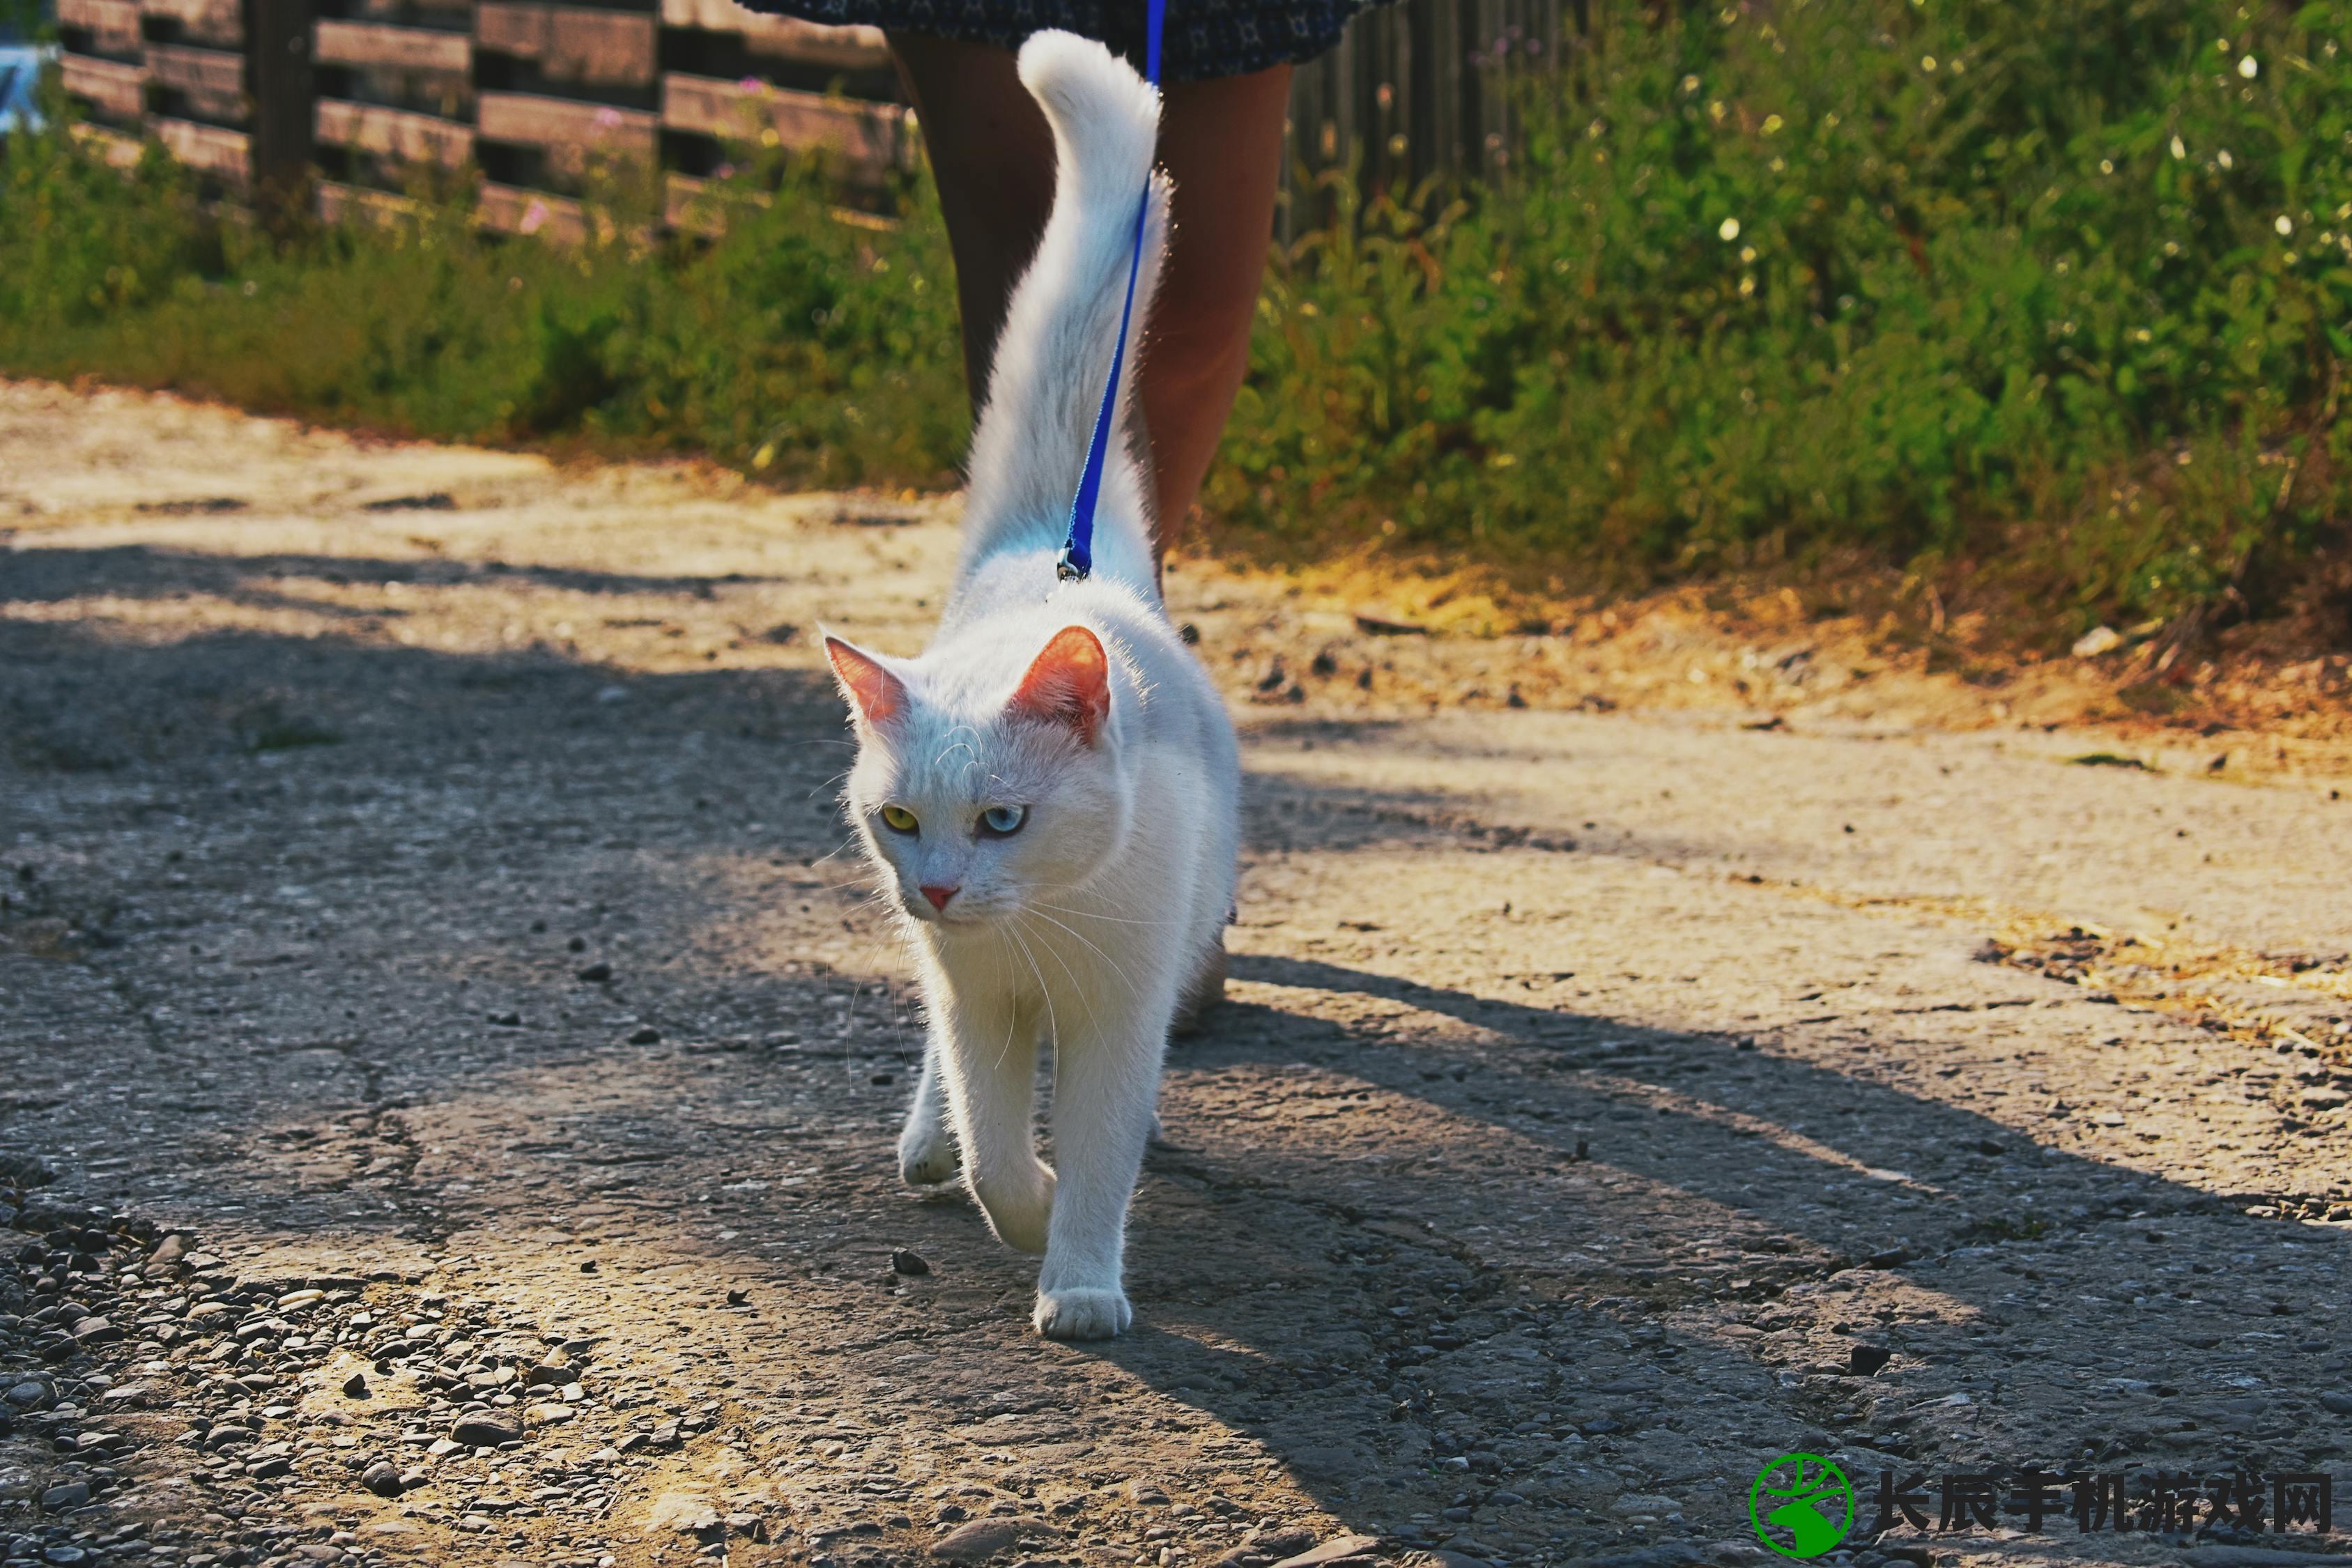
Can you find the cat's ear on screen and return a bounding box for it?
[1009,625,1109,745]
[824,635,908,730]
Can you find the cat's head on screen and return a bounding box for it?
[824,625,1129,930]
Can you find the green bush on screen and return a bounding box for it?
[1218,0,2352,633]
[6,0,2351,638]
[0,119,967,489]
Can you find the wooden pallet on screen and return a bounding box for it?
[477,3,655,90]
[661,72,910,184]
[475,179,588,241]
[59,54,146,121]
[314,98,475,167]
[152,116,250,185]
[55,0,144,60]
[139,0,242,49]
[658,0,886,72]
[314,19,473,75]
[145,41,245,122]
[53,0,1532,236]
[477,89,658,176]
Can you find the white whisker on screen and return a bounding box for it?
[1026,898,1183,928]
[1017,905,1138,999]
[1010,912,1105,1033]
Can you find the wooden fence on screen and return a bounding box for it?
[50,0,1579,233]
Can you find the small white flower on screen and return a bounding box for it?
[2170,135,2186,160]
[1921,54,1938,72]
[2277,214,2295,236]
[1719,217,1742,241]
[2218,149,2234,169]
[2238,54,2259,78]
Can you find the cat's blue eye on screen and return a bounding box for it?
[978,805,1029,837]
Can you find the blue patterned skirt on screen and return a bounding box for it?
[737,1,1384,81]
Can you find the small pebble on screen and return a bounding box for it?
[449,1416,523,1447]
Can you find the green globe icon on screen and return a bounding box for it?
[1748,1453,1857,1559]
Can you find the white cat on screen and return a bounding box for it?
[820,31,1240,1341]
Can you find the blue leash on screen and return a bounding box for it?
[1056,0,1167,584]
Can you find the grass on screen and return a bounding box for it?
[0,135,969,491]
[6,0,2352,652]
[1217,0,2352,647]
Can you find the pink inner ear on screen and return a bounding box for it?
[825,636,907,728]
[1010,625,1110,744]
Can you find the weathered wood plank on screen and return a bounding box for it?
[658,0,886,70]
[663,169,730,236]
[71,122,149,169]
[477,90,659,168]
[314,20,472,75]
[315,98,475,167]
[476,180,588,243]
[348,0,472,22]
[316,178,428,228]
[56,0,144,58]
[139,0,241,49]
[146,41,243,95]
[661,72,909,183]
[59,53,147,118]
[146,40,248,125]
[475,3,655,89]
[153,116,250,184]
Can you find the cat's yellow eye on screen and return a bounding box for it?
[879,804,919,834]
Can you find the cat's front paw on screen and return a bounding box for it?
[897,1121,960,1187]
[1033,1286,1131,1341]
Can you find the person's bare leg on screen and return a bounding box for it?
[886,34,1056,404]
[1137,66,1291,555]
[889,33,1291,561]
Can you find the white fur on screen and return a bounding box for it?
[824,32,1240,1342]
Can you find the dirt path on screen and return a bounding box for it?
[1,381,2347,1568]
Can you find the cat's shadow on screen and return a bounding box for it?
[1032,951,2350,1554]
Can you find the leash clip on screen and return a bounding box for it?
[1054,0,1160,593]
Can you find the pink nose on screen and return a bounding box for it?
[920,884,958,912]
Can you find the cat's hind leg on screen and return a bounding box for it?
[896,1039,961,1187]
[1170,937,1226,1038]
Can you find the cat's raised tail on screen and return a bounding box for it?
[956,31,1170,597]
